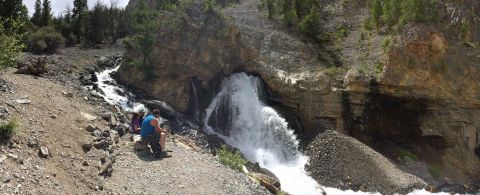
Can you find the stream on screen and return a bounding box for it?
[94,65,446,195]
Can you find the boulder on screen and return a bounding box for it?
[144,100,176,119]
[306,130,427,194]
[251,172,281,194]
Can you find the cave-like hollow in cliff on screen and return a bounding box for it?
[345,82,448,161]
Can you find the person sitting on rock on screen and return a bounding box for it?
[130,110,145,134]
[140,109,167,158]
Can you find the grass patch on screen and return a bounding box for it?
[381,36,392,54]
[397,149,417,161]
[0,118,19,140]
[374,61,384,75]
[217,145,247,172]
[428,163,442,178]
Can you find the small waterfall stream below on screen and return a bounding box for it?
[94,64,144,112]
[93,64,442,195]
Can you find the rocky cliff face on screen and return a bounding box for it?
[119,0,480,186]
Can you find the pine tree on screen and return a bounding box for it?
[108,2,120,43]
[370,0,383,29]
[0,0,29,32]
[0,0,27,19]
[31,0,42,26]
[401,0,424,23]
[383,0,401,29]
[125,0,159,76]
[41,0,52,26]
[87,1,108,44]
[72,0,88,43]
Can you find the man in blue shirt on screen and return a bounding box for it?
[141,109,166,158]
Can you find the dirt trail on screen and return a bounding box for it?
[104,137,268,194]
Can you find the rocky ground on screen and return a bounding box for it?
[104,135,267,195]
[0,46,268,194]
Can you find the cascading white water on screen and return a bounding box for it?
[95,64,144,112]
[203,73,445,195]
[204,73,323,195]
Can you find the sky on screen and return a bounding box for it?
[23,0,130,17]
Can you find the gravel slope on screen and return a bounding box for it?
[104,136,269,195]
[306,130,427,195]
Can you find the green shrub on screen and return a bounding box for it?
[381,36,392,53]
[368,0,436,32]
[27,26,64,54]
[217,145,247,172]
[397,149,417,161]
[0,118,19,140]
[299,7,321,42]
[0,18,25,70]
[283,9,297,26]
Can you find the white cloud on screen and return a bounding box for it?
[23,0,130,17]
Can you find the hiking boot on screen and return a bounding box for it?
[161,151,172,158]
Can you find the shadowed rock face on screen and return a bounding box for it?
[121,0,480,186]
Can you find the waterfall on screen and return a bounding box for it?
[203,73,323,195]
[202,73,445,195]
[95,64,144,112]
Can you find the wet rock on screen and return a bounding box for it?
[251,172,281,193]
[433,182,467,194]
[144,100,176,119]
[206,134,227,152]
[38,146,49,158]
[246,162,278,182]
